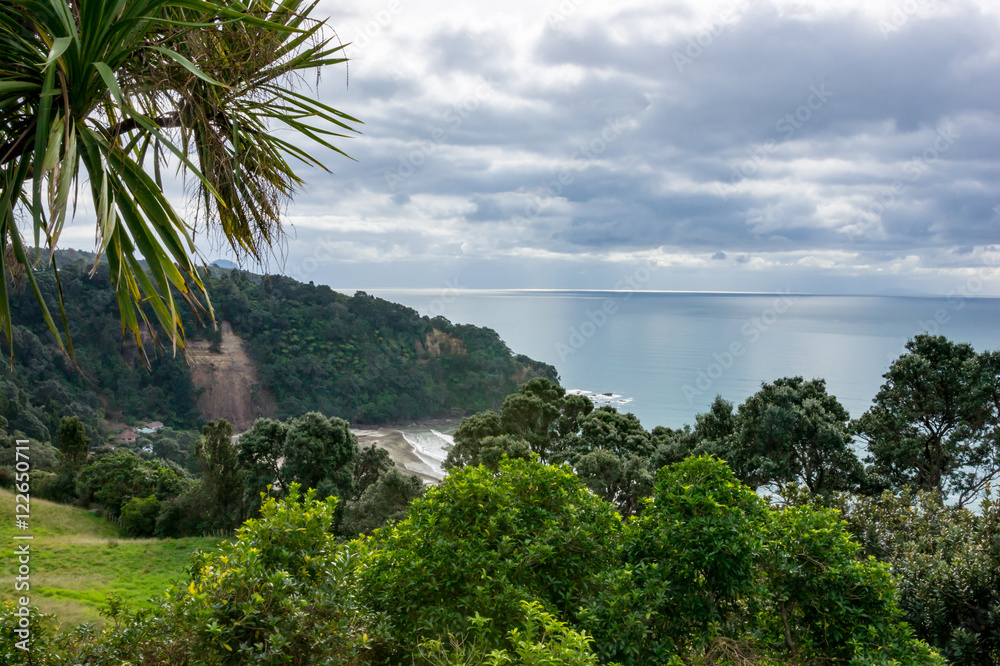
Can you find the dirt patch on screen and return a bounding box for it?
[417,328,466,358]
[186,322,275,431]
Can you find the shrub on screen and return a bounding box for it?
[582,457,943,666]
[155,484,211,538]
[358,456,622,660]
[120,495,161,537]
[419,601,605,666]
[339,467,424,536]
[831,489,1000,665]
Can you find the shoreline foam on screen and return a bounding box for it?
[352,420,459,484]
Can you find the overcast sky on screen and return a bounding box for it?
[65,0,1000,294]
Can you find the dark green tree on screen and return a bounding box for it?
[120,495,161,537]
[236,417,289,514]
[854,335,1000,506]
[354,443,393,498]
[76,451,188,517]
[729,377,861,494]
[56,416,90,471]
[445,411,502,469]
[447,379,592,469]
[564,407,656,516]
[339,467,424,536]
[691,394,737,456]
[498,381,567,459]
[196,419,244,531]
[281,412,358,501]
[148,428,200,473]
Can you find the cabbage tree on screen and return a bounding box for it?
[0,0,358,359]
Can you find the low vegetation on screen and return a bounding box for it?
[0,490,217,626]
[2,333,998,664]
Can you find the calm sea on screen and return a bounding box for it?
[359,290,1000,430]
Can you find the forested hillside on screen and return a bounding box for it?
[205,265,557,422]
[1,252,557,441]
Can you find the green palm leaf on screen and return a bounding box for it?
[0,0,359,361]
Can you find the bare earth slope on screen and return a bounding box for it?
[186,321,276,431]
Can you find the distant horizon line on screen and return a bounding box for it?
[326,287,998,299]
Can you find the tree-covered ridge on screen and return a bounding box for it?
[3,254,201,445]
[205,267,558,423]
[0,253,557,436]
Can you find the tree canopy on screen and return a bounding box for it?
[854,334,1000,506]
[728,376,862,495]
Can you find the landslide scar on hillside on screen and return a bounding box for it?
[187,321,276,431]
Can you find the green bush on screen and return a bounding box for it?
[33,469,77,503]
[582,457,943,666]
[339,467,424,536]
[358,455,622,661]
[831,489,1000,665]
[418,601,606,666]
[155,484,211,538]
[120,495,161,537]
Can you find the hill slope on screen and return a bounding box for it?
[2,253,558,439]
[0,489,218,626]
[186,321,276,431]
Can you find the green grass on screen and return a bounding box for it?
[0,489,220,626]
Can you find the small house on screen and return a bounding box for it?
[114,429,137,445]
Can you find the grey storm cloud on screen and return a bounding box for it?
[210,0,1000,294]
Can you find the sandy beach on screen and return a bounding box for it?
[352,418,459,484]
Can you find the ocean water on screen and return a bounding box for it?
[361,290,1000,430]
[400,428,455,472]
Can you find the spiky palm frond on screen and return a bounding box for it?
[0,0,359,360]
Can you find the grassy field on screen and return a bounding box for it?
[0,489,220,626]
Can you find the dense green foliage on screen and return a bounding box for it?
[728,376,862,494]
[3,456,946,665]
[204,268,557,423]
[581,457,939,665]
[854,335,1000,506]
[13,409,421,540]
[237,412,361,519]
[1,255,556,436]
[418,601,603,666]
[74,450,190,519]
[119,494,162,537]
[340,467,424,536]
[196,420,245,531]
[446,379,658,516]
[358,457,622,661]
[826,489,1000,665]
